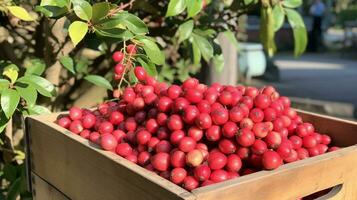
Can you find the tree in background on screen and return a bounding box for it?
[0,0,306,198]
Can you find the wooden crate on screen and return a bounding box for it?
[25,110,357,200]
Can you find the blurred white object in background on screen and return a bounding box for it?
[238,43,266,83]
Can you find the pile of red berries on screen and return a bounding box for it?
[56,67,340,191]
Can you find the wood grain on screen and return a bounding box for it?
[32,172,70,200]
[27,115,194,200]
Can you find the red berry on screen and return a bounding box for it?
[155,140,172,153]
[229,107,244,122]
[186,149,204,167]
[195,113,212,129]
[205,125,221,141]
[184,89,203,103]
[57,116,71,128]
[182,176,199,191]
[254,94,271,109]
[211,108,229,125]
[69,120,83,134]
[125,117,137,131]
[218,139,237,154]
[151,152,170,171]
[170,130,185,145]
[296,125,308,137]
[171,150,186,168]
[178,137,196,152]
[112,51,124,62]
[69,107,82,120]
[302,135,317,148]
[236,128,255,147]
[226,154,242,172]
[187,127,203,141]
[252,122,269,138]
[182,105,199,124]
[289,135,303,149]
[210,169,228,183]
[208,152,227,170]
[222,121,238,138]
[114,63,125,75]
[89,132,100,143]
[236,147,250,160]
[321,134,331,145]
[167,85,182,99]
[265,131,282,149]
[80,129,90,139]
[156,96,173,113]
[170,168,187,184]
[296,148,309,160]
[136,130,151,145]
[251,139,268,155]
[116,143,133,157]
[219,91,233,106]
[137,151,151,166]
[194,165,211,181]
[145,119,158,134]
[134,66,147,81]
[126,44,137,54]
[197,100,211,113]
[167,114,183,131]
[262,150,282,170]
[249,108,264,123]
[100,133,118,151]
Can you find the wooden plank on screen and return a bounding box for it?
[192,110,357,200]
[26,115,195,200]
[32,172,70,200]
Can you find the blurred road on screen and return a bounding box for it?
[268,53,357,107]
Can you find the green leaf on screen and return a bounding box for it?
[244,0,254,5]
[15,84,37,106]
[124,13,148,34]
[25,59,46,75]
[35,5,68,18]
[137,57,157,77]
[27,105,51,115]
[283,0,302,8]
[139,37,165,65]
[166,0,187,17]
[0,79,10,92]
[95,28,133,40]
[40,0,69,7]
[192,34,213,61]
[158,64,175,82]
[223,29,239,50]
[92,2,110,23]
[95,12,127,29]
[72,0,92,21]
[6,177,21,200]
[2,67,18,84]
[177,20,194,43]
[273,5,285,31]
[1,89,20,118]
[7,6,34,21]
[186,0,202,17]
[193,28,216,38]
[213,54,224,72]
[3,164,19,182]
[68,21,88,46]
[76,59,89,74]
[0,111,9,133]
[285,8,307,56]
[17,75,55,97]
[192,39,201,65]
[59,56,75,74]
[84,75,113,91]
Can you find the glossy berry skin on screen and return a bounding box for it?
[236,129,255,147]
[126,44,137,54]
[178,137,197,153]
[116,143,133,157]
[208,152,227,170]
[100,133,118,151]
[210,170,228,183]
[171,150,186,168]
[254,94,271,109]
[151,152,170,171]
[57,117,71,129]
[134,66,147,81]
[69,120,83,134]
[262,150,282,170]
[186,149,204,167]
[167,115,183,131]
[114,63,125,75]
[167,85,182,100]
[211,108,229,125]
[194,165,211,181]
[218,139,237,154]
[99,121,114,134]
[184,89,203,104]
[226,154,242,172]
[69,107,82,120]
[183,176,199,191]
[205,125,221,141]
[170,168,187,184]
[112,51,124,62]
[195,113,212,129]
[222,121,238,138]
[136,130,151,145]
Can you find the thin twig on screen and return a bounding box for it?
[108,0,135,17]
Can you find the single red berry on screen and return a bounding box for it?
[127,44,137,54]
[134,66,147,81]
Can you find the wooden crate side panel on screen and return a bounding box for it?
[27,117,194,200]
[297,109,357,147]
[192,146,357,200]
[32,172,70,200]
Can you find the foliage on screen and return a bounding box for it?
[0,0,307,198]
